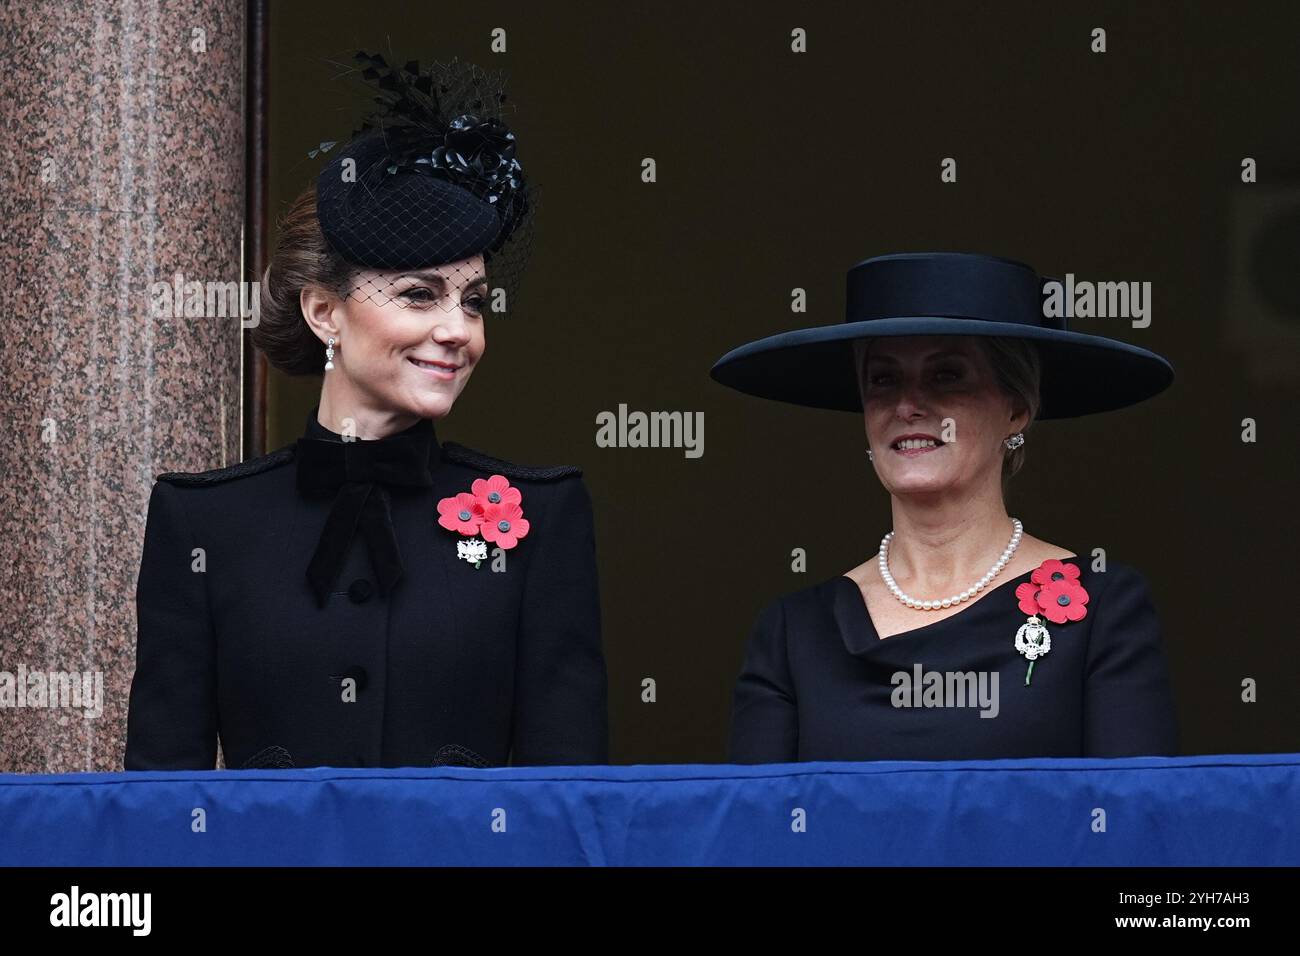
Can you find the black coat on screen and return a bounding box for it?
[124,409,608,770]
[729,560,1179,762]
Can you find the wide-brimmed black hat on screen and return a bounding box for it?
[709,252,1174,420]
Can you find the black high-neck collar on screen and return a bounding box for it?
[301,405,440,466]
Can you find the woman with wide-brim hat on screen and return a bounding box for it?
[712,252,1178,762]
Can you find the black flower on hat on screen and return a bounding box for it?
[395,113,528,251]
[313,51,536,306]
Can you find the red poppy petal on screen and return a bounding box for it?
[1043,605,1067,624]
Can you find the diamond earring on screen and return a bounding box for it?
[324,337,336,371]
[1004,432,1024,450]
[866,448,874,461]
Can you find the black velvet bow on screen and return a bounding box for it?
[295,422,435,608]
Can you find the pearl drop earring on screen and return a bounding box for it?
[324,337,335,371]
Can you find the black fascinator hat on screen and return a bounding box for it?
[313,52,535,312]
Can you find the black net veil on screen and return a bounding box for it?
[311,51,537,322]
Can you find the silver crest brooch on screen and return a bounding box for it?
[1014,616,1052,686]
[457,537,489,567]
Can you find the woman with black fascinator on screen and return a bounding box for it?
[125,54,608,770]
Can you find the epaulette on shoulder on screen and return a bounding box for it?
[441,441,582,482]
[156,445,295,487]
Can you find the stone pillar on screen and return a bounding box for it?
[0,0,245,771]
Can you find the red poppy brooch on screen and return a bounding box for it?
[436,475,530,568]
[1012,559,1089,685]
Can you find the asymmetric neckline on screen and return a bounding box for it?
[730,555,1179,762]
[837,553,1080,644]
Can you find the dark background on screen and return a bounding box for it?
[265,0,1300,762]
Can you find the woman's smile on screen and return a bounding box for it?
[891,435,947,457]
[407,356,462,380]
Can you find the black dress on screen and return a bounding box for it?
[728,559,1178,762]
[124,407,608,770]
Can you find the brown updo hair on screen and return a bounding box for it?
[253,187,357,376]
[854,336,1042,494]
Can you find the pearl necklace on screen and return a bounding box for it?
[879,518,1024,610]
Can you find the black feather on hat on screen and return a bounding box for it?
[314,52,535,306]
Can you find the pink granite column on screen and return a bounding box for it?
[0,0,245,771]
